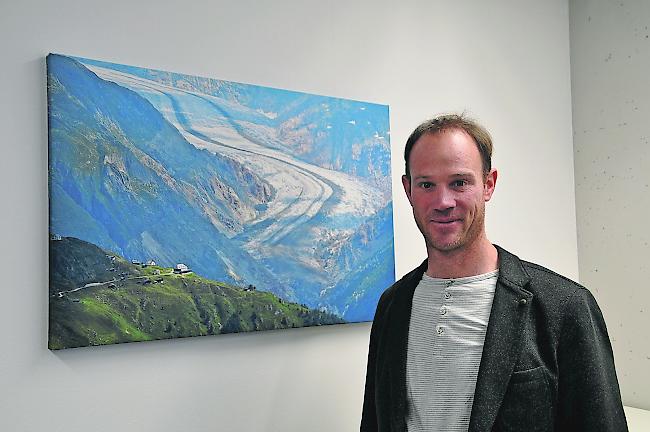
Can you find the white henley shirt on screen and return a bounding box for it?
[405,270,499,432]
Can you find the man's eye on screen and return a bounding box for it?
[419,182,433,189]
[452,180,467,187]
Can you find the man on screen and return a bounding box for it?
[361,114,627,432]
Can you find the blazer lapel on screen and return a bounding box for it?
[468,246,533,432]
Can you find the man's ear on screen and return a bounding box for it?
[483,169,497,202]
[402,174,413,205]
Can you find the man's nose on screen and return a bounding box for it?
[432,187,455,212]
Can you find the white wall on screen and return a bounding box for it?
[570,0,650,410]
[0,0,577,430]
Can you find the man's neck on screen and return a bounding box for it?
[425,238,498,279]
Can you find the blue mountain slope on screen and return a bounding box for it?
[47,54,283,293]
[318,203,395,320]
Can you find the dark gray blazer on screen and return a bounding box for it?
[361,245,628,432]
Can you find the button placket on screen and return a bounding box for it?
[436,280,455,356]
[434,280,453,356]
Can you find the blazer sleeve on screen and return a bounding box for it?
[361,282,399,432]
[555,288,628,431]
[360,319,379,432]
[360,291,387,432]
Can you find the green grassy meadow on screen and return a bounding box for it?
[48,237,344,349]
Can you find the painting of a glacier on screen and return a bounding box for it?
[47,54,395,349]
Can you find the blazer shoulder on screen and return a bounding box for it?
[520,260,586,293]
[496,244,584,299]
[518,260,601,312]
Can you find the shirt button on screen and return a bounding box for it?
[437,326,444,335]
[444,292,452,300]
[440,306,447,315]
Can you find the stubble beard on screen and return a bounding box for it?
[418,203,486,254]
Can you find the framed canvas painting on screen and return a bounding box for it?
[47,54,395,349]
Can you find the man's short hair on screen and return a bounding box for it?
[404,113,494,178]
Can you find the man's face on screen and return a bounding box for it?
[402,129,497,254]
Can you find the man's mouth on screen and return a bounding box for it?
[431,219,460,224]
